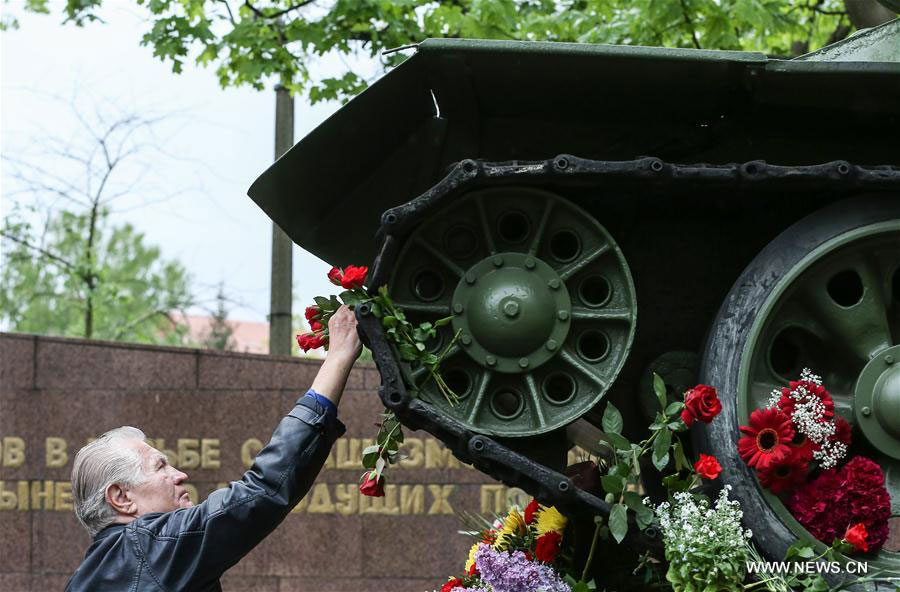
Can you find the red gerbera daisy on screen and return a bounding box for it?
[758,455,808,493]
[788,430,814,465]
[738,408,794,470]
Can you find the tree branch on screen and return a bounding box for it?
[243,0,316,20]
[0,231,78,273]
[679,0,703,49]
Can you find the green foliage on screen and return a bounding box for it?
[1,208,193,345]
[18,0,855,103]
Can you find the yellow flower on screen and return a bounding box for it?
[464,542,479,573]
[535,505,567,536]
[493,508,526,550]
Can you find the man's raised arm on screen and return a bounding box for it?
[134,306,361,590]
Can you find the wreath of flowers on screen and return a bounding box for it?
[439,500,572,592]
[738,368,893,554]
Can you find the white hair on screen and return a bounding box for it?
[71,426,148,536]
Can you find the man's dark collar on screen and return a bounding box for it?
[93,523,126,541]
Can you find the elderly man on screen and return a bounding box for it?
[65,306,361,591]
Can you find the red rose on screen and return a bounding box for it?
[310,320,324,331]
[693,454,722,480]
[296,333,313,352]
[440,577,463,592]
[844,522,869,553]
[297,333,327,352]
[359,471,385,497]
[304,305,321,322]
[681,384,722,427]
[327,266,343,286]
[340,265,368,289]
[524,499,540,525]
[534,531,563,563]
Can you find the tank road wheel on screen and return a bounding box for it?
[700,197,900,576]
[388,187,637,437]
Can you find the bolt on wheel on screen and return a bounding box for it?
[388,187,637,437]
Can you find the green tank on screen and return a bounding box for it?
[250,20,900,584]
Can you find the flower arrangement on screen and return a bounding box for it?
[652,486,753,592]
[438,500,575,592]
[737,368,892,554]
[298,265,461,497]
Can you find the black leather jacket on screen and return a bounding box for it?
[65,395,345,592]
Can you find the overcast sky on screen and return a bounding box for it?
[1,3,376,327]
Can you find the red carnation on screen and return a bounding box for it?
[327,266,343,286]
[787,456,891,551]
[441,577,464,592]
[304,305,321,322]
[534,531,563,563]
[524,499,540,525]
[758,455,807,494]
[738,407,794,470]
[340,265,368,289]
[844,523,869,553]
[693,454,722,480]
[359,471,385,497]
[681,384,722,427]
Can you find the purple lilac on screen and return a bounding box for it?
[473,544,571,592]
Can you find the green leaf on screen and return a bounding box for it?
[313,296,331,309]
[339,290,360,307]
[652,429,672,471]
[673,439,689,472]
[382,315,398,328]
[665,401,684,415]
[609,503,628,544]
[398,343,417,361]
[361,445,380,468]
[662,473,693,492]
[653,372,667,410]
[370,302,382,318]
[602,402,623,435]
[433,316,452,327]
[601,475,625,496]
[623,492,654,530]
[605,432,632,451]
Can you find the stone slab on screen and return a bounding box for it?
[31,511,88,574]
[276,576,439,592]
[219,574,280,592]
[36,339,197,390]
[0,512,31,574]
[198,353,321,390]
[0,573,30,592]
[0,335,35,390]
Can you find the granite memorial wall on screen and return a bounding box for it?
[0,332,552,591]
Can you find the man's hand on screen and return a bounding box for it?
[310,305,361,407]
[326,305,362,363]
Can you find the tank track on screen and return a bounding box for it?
[355,155,900,552]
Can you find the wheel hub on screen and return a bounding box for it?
[855,345,900,460]
[452,252,571,373]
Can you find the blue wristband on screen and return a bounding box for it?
[304,389,337,419]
